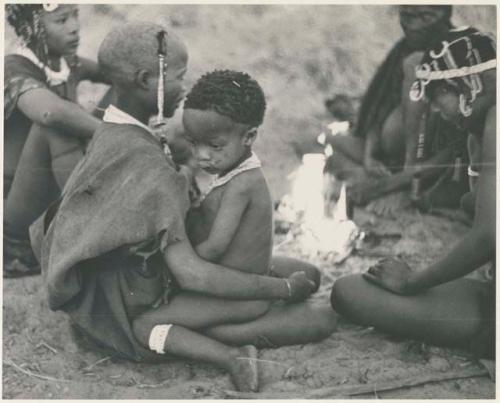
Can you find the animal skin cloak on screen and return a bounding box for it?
[30,122,190,361]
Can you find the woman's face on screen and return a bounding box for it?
[41,5,80,57]
[429,83,462,124]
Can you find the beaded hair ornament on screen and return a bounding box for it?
[155,30,170,153]
[410,27,496,117]
[6,4,59,63]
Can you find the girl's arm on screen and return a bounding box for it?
[407,106,496,291]
[195,175,250,261]
[78,57,111,84]
[17,87,100,139]
[365,107,496,294]
[165,238,315,302]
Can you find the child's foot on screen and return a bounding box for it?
[228,345,258,392]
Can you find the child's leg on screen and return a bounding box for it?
[204,303,337,347]
[134,291,270,332]
[270,255,321,292]
[331,274,491,353]
[132,321,258,392]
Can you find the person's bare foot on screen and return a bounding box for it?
[228,345,258,392]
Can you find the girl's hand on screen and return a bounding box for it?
[362,257,416,295]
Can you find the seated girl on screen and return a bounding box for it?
[331,27,496,359]
[4,4,110,276]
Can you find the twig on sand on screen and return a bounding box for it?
[4,359,71,383]
[136,379,170,389]
[236,357,289,368]
[35,341,59,354]
[224,366,489,399]
[82,356,111,372]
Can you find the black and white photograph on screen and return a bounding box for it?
[2,2,497,399]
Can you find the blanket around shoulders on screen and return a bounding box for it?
[30,122,190,361]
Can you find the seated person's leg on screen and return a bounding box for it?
[204,302,337,348]
[4,130,30,197]
[5,124,83,235]
[4,124,60,240]
[378,105,405,171]
[134,291,270,332]
[327,134,364,164]
[270,255,321,292]
[331,274,493,356]
[48,129,85,188]
[132,313,259,392]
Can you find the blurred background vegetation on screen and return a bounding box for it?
[5,4,496,198]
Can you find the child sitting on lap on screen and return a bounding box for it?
[184,70,320,289]
[184,70,272,275]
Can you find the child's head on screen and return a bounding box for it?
[98,22,188,119]
[410,27,496,124]
[6,4,80,60]
[182,70,266,175]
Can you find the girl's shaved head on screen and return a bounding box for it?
[98,21,187,85]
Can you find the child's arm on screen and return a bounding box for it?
[364,107,496,294]
[78,57,111,84]
[17,87,100,139]
[195,176,251,262]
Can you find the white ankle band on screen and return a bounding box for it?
[148,324,173,354]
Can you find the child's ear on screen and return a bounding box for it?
[243,127,257,146]
[135,69,151,90]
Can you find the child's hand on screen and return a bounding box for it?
[363,257,415,295]
[285,271,316,303]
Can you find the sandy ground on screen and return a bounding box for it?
[3,203,495,399]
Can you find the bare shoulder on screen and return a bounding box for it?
[226,168,266,191]
[403,51,425,77]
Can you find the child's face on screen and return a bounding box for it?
[429,83,462,124]
[182,109,255,175]
[41,5,80,57]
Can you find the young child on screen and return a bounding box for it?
[4,4,108,276]
[184,70,321,289]
[183,70,271,275]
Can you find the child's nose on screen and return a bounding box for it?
[195,146,210,161]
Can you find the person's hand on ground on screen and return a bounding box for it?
[366,191,411,217]
[286,271,316,302]
[363,257,415,295]
[364,156,392,177]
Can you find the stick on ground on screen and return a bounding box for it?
[224,366,489,399]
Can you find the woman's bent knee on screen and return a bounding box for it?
[330,274,359,314]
